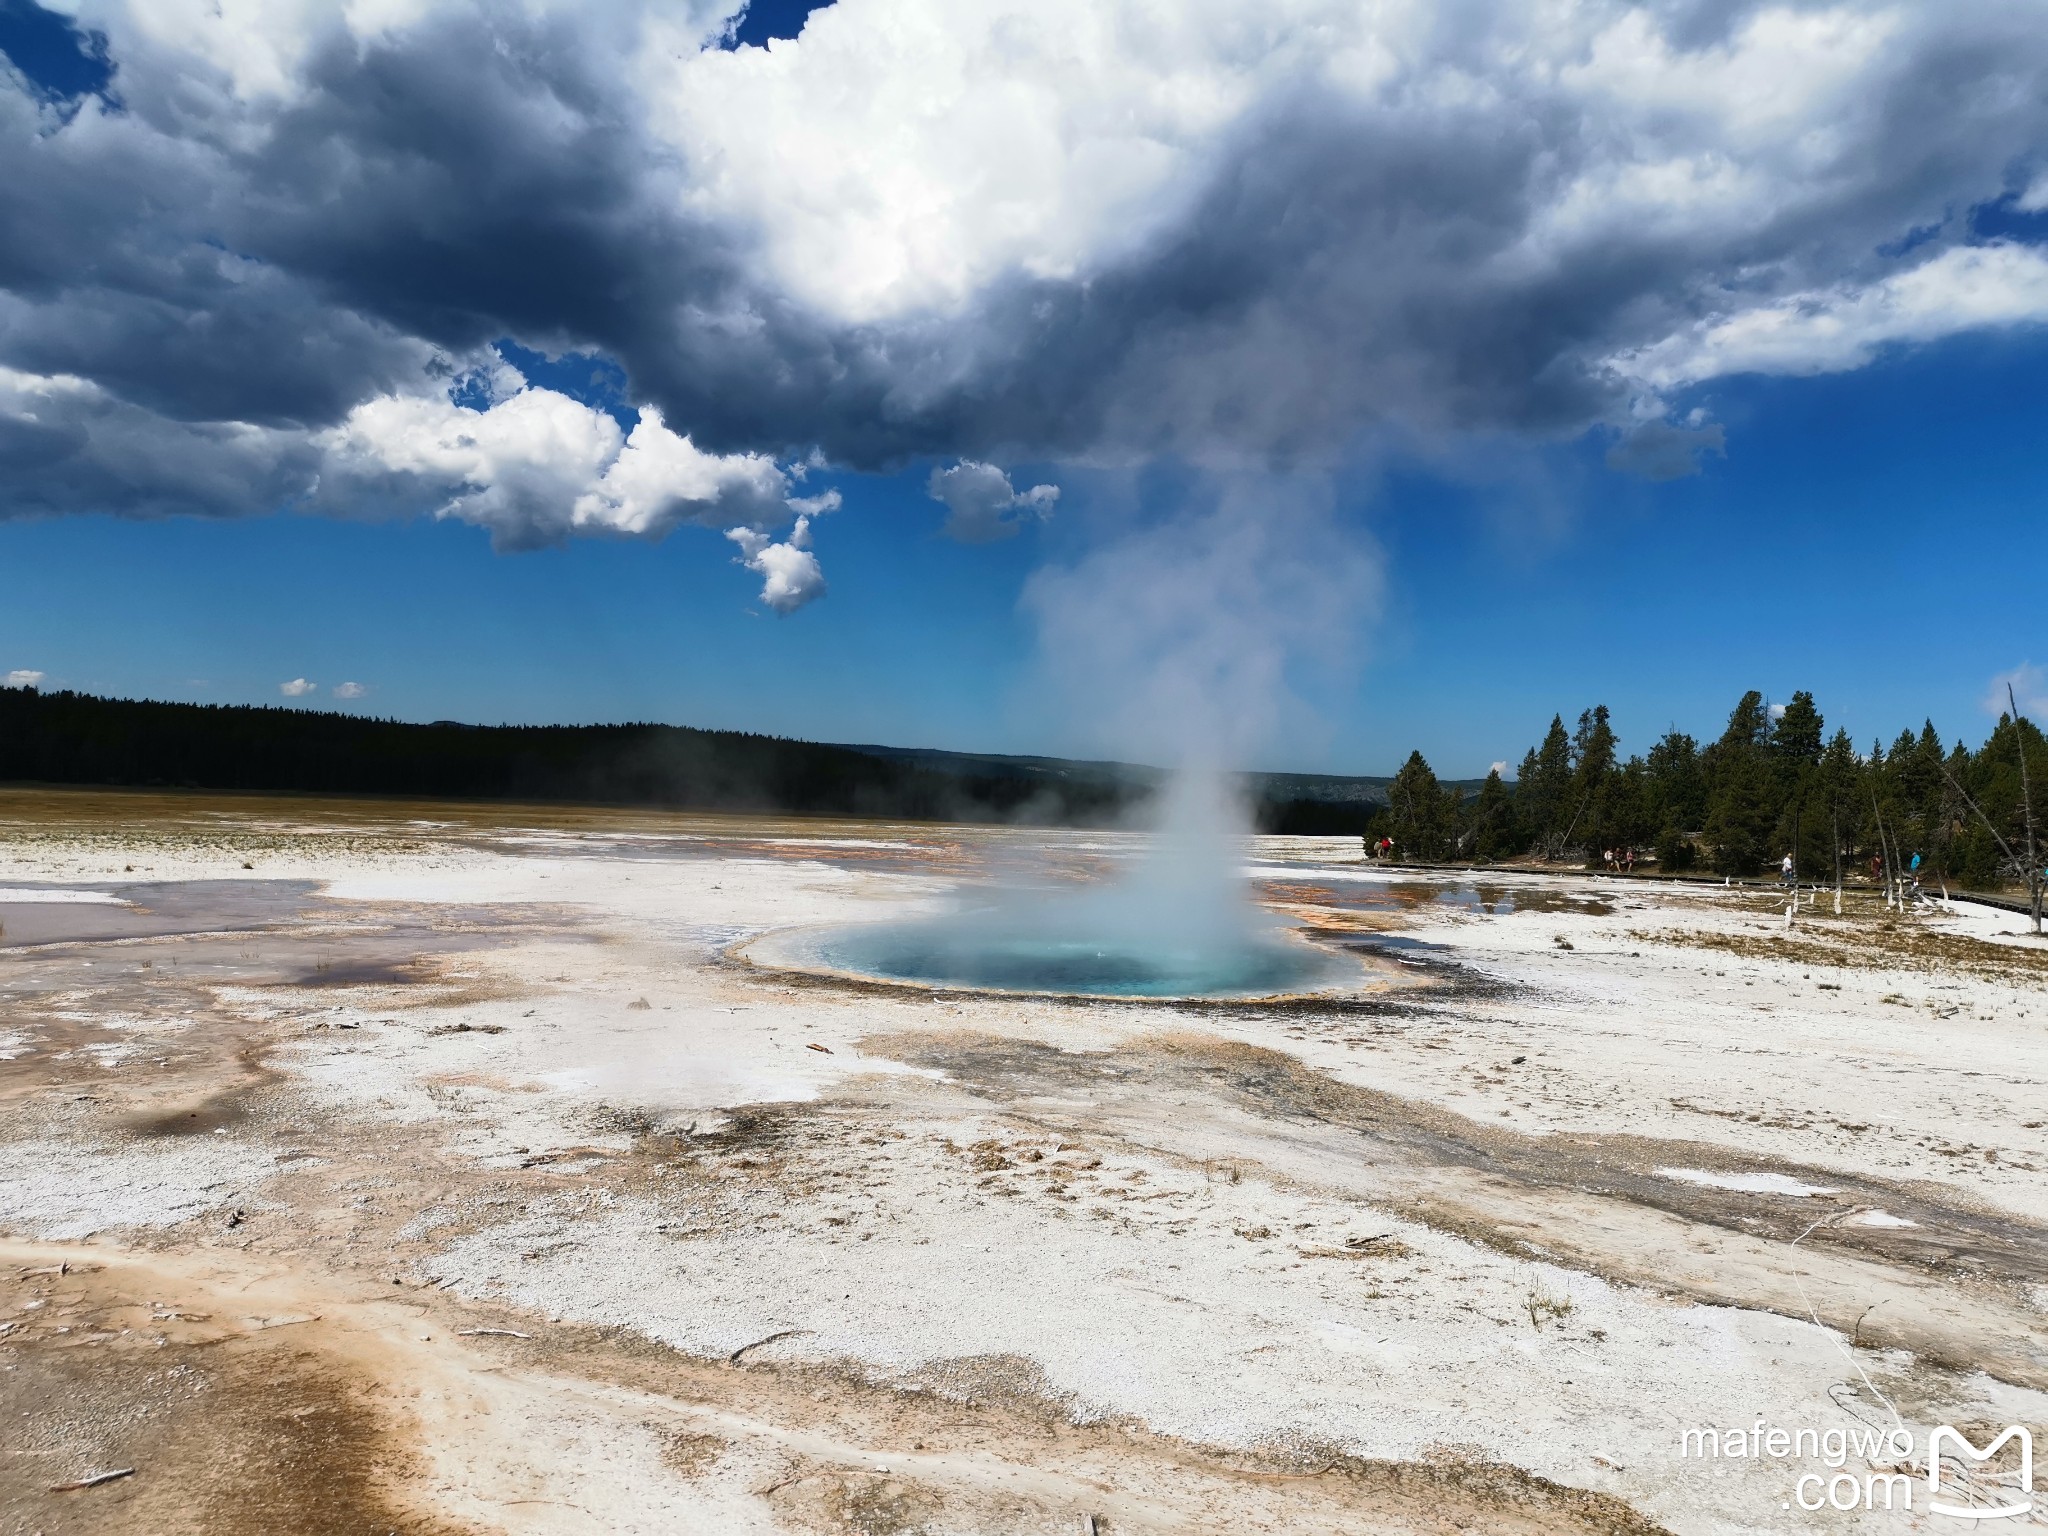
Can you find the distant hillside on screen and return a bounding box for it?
[1247,768,1490,836]
[832,742,1490,835]
[840,742,1486,810]
[1250,768,1490,806]
[836,742,1164,791]
[0,689,1130,824]
[0,687,1460,830]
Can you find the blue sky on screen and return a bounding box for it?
[5,323,2040,777]
[4,0,2048,777]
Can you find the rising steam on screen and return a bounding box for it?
[803,768,1339,996]
[804,480,1382,997]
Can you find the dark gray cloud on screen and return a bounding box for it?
[927,460,1058,542]
[2,0,2048,525]
[0,364,317,517]
[1605,418,1727,481]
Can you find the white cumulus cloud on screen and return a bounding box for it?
[6,669,46,687]
[279,677,316,696]
[787,489,842,518]
[727,514,826,614]
[9,0,2048,536]
[1612,242,2048,391]
[332,681,367,699]
[570,406,790,538]
[318,368,795,549]
[316,362,829,601]
[927,461,1058,543]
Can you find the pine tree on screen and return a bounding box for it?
[1389,750,1452,860]
[1936,739,1975,884]
[1961,712,2048,897]
[1705,746,1773,876]
[1772,691,1823,773]
[1703,691,1775,875]
[1517,715,1575,857]
[1602,757,1656,853]
[1816,728,1861,893]
[1343,694,2042,912]
[1719,691,1772,752]
[1468,768,1518,860]
[1571,704,1619,862]
[1880,725,1942,864]
[1645,729,1704,832]
[1574,706,1618,782]
[1766,691,1824,883]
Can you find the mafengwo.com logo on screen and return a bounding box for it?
[1928,1425,2033,1520]
[1679,1419,2033,1517]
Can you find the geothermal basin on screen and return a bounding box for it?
[4,788,2048,1536]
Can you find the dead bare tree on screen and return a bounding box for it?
[1934,738,2042,936]
[1830,801,1843,915]
[1868,784,1896,909]
[1549,791,1591,864]
[2008,682,2042,933]
[1786,800,1802,927]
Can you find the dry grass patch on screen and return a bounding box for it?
[1630,919,2048,984]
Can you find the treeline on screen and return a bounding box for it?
[0,688,1137,824]
[6,686,2039,892]
[1368,689,2047,891]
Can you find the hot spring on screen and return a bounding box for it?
[747,774,1363,1000]
[785,918,1343,999]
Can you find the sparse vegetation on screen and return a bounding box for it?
[1524,1281,1575,1331]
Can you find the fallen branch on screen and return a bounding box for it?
[1216,1462,1339,1481]
[51,1468,136,1492]
[1295,1235,1413,1260]
[457,1327,532,1338]
[729,1328,809,1364]
[517,1147,616,1168]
